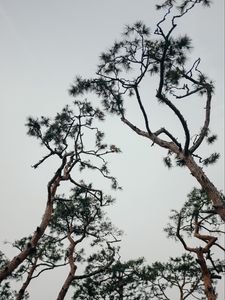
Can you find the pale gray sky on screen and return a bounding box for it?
[0,0,224,299]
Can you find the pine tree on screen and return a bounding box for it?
[165,188,225,300]
[0,100,121,291]
[69,0,225,221]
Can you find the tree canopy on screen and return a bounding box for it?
[69,0,225,221]
[0,1,224,299]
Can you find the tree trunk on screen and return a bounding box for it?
[56,234,76,300]
[0,175,61,283]
[56,269,76,300]
[184,155,225,222]
[179,287,184,300]
[118,279,124,300]
[16,257,38,300]
[121,118,225,222]
[196,251,217,300]
[0,200,53,282]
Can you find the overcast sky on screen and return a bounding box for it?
[0,0,224,299]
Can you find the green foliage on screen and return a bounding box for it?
[70,77,125,115]
[206,134,217,145]
[163,148,219,169]
[163,152,187,168]
[48,185,121,280]
[0,250,29,299]
[1,2,221,299]
[13,234,64,263]
[144,254,205,300]
[1,186,121,298]
[68,0,215,164]
[163,156,172,168]
[26,99,121,189]
[0,251,8,270]
[164,188,225,288]
[0,282,15,300]
[50,186,120,247]
[0,98,122,298]
[165,188,223,238]
[69,25,195,112]
[156,0,211,13]
[178,0,212,12]
[73,254,207,300]
[73,258,150,300]
[0,251,14,299]
[26,101,106,153]
[202,152,220,166]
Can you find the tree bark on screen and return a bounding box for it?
[121,117,225,222]
[56,269,76,300]
[0,154,72,283]
[118,282,124,300]
[196,251,217,300]
[56,234,76,300]
[16,257,38,300]
[183,155,225,222]
[0,174,61,283]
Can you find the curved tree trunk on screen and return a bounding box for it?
[121,117,225,223]
[0,195,55,283]
[183,155,225,221]
[0,156,67,283]
[56,234,76,300]
[56,269,76,300]
[16,257,38,300]
[196,251,217,300]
